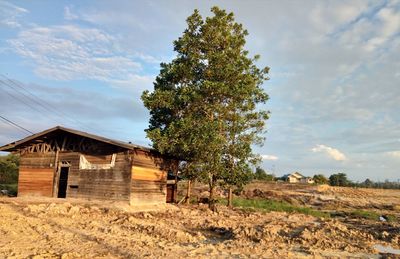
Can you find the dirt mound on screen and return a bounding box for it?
[316,184,330,192]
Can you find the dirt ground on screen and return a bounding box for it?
[1,183,400,258]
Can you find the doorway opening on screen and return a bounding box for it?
[57,167,69,198]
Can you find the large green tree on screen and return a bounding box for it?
[142,7,269,210]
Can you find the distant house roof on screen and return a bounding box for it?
[291,172,304,178]
[282,172,305,179]
[0,126,154,153]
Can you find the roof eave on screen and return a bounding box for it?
[0,125,156,153]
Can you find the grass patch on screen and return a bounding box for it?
[385,215,397,222]
[349,209,397,222]
[0,183,18,196]
[222,197,331,218]
[350,210,380,221]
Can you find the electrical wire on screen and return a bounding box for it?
[0,75,99,133]
[0,115,34,134]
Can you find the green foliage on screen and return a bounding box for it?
[225,197,330,218]
[349,210,380,221]
[142,7,269,209]
[0,154,19,184]
[348,210,396,222]
[253,167,275,181]
[329,173,349,186]
[363,178,373,187]
[356,179,400,190]
[385,214,397,223]
[313,174,329,184]
[0,183,18,196]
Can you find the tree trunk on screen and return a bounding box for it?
[185,179,192,204]
[209,178,217,212]
[227,187,233,208]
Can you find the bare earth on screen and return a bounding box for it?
[1,183,400,258]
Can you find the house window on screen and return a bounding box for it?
[79,154,116,170]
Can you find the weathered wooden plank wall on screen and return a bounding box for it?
[14,131,178,205]
[62,151,131,201]
[130,150,167,205]
[18,153,56,197]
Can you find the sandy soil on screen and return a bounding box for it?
[1,184,399,258]
[243,182,400,213]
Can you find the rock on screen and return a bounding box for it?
[143,212,153,219]
[68,206,80,214]
[381,231,389,239]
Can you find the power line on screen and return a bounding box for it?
[0,75,99,133]
[0,76,79,127]
[1,82,50,116]
[0,115,34,134]
[1,76,75,124]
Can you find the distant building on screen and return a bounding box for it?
[282,172,314,184]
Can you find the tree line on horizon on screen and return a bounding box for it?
[252,167,400,189]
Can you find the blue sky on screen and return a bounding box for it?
[0,0,399,181]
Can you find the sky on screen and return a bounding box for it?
[0,0,399,181]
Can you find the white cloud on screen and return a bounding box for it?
[311,144,347,161]
[0,1,28,28]
[64,6,78,20]
[337,4,400,52]
[107,74,155,94]
[309,1,368,35]
[378,7,400,38]
[9,25,142,82]
[261,155,279,161]
[134,52,163,64]
[386,151,400,158]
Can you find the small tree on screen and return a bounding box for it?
[221,162,253,207]
[362,178,373,188]
[329,173,349,186]
[254,167,275,181]
[313,174,328,184]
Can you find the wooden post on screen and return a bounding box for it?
[185,179,191,204]
[174,164,178,203]
[52,150,59,197]
[227,187,233,208]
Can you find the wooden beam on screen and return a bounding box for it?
[79,137,85,151]
[61,136,67,151]
[54,139,60,151]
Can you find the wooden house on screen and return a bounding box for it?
[0,126,179,204]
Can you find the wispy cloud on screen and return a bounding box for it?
[261,155,279,161]
[312,145,347,161]
[64,6,79,20]
[0,1,28,28]
[9,25,142,82]
[386,151,400,158]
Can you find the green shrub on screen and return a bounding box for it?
[0,154,19,184]
[0,183,18,196]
